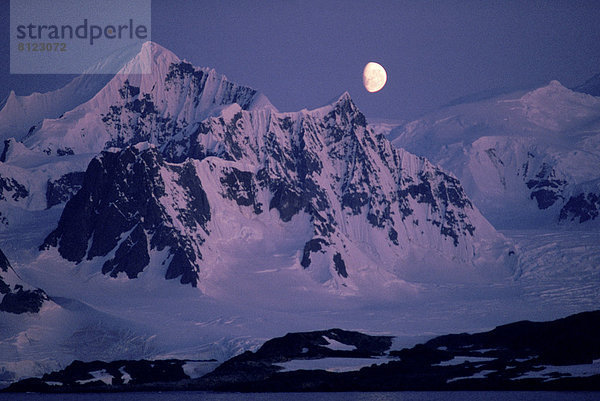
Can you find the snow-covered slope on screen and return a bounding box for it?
[0,77,109,144]
[391,81,600,228]
[0,42,276,228]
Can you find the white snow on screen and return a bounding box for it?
[322,336,357,352]
[0,45,598,388]
[435,356,497,366]
[17,42,276,157]
[391,80,600,229]
[182,361,221,379]
[447,370,497,383]
[76,369,113,385]
[513,360,600,381]
[118,366,131,384]
[276,357,390,373]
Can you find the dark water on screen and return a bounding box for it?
[1,392,599,401]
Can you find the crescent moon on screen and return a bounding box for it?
[363,62,387,93]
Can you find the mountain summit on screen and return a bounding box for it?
[17,42,275,156]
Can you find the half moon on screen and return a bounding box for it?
[363,62,387,93]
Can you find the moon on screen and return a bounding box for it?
[363,62,387,93]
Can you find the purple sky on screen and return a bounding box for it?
[2,0,600,121]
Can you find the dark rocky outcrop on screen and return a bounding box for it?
[4,359,198,393]
[560,192,600,223]
[46,172,85,209]
[41,145,210,286]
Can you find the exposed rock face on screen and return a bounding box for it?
[200,310,600,392]
[46,172,85,209]
[560,191,600,223]
[4,359,195,392]
[0,176,28,202]
[41,145,210,286]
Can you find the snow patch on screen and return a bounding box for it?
[76,369,113,385]
[322,335,357,351]
[276,357,390,373]
[435,356,497,366]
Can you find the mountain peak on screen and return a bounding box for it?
[331,91,362,120]
[117,41,181,75]
[337,91,352,103]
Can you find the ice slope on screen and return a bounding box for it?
[391,81,600,228]
[0,139,95,229]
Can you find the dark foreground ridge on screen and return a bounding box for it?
[5,311,600,392]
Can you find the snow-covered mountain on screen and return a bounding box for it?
[0,41,522,385]
[39,91,514,292]
[0,42,275,228]
[0,42,514,293]
[391,80,600,228]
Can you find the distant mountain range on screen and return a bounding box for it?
[386,80,600,228]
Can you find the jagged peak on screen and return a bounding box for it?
[6,90,17,103]
[116,41,181,75]
[200,67,225,81]
[328,91,355,109]
[337,91,352,103]
[306,91,359,117]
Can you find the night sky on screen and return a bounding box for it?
[1,0,600,121]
